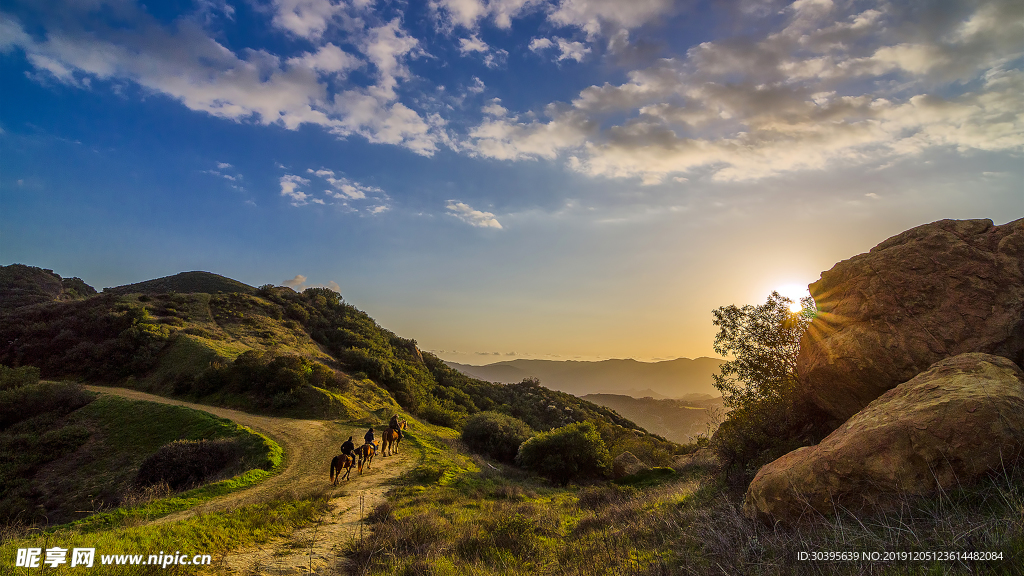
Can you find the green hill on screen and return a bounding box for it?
[1,268,673,457]
[103,271,257,296]
[0,263,97,310]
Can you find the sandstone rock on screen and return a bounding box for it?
[744,354,1024,524]
[612,451,649,479]
[673,447,719,471]
[797,218,1024,423]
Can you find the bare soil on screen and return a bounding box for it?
[85,386,416,574]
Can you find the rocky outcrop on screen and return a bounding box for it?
[744,354,1024,523]
[797,218,1024,423]
[612,451,649,479]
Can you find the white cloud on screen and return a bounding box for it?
[467,76,485,94]
[446,201,503,228]
[216,162,233,169]
[4,6,446,156]
[456,34,506,68]
[327,281,342,292]
[305,168,392,212]
[433,0,671,35]
[548,0,675,38]
[555,38,590,62]
[280,174,311,205]
[282,274,307,288]
[481,98,507,116]
[432,0,544,30]
[271,0,346,39]
[286,43,361,75]
[528,37,554,52]
[458,35,489,54]
[466,106,595,160]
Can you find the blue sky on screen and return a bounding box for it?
[2,0,1022,364]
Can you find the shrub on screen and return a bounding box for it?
[0,382,95,430]
[135,438,242,490]
[515,421,611,484]
[461,411,533,463]
[0,365,40,390]
[419,402,466,429]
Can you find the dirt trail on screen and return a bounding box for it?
[85,386,416,574]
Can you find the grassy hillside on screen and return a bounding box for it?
[103,271,257,295]
[0,272,674,461]
[0,378,278,526]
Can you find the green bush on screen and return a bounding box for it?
[135,438,242,490]
[186,351,350,400]
[0,382,95,430]
[0,365,40,390]
[515,421,611,484]
[461,411,533,463]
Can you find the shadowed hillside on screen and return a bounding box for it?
[103,271,257,296]
[446,357,726,398]
[0,264,97,310]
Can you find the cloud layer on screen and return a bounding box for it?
[464,0,1024,183]
[4,0,1021,195]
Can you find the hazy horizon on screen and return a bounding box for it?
[3,0,1021,363]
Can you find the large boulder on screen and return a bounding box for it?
[612,451,649,479]
[744,354,1024,524]
[797,218,1024,423]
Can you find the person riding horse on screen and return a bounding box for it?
[364,427,376,450]
[340,436,355,460]
[389,414,404,440]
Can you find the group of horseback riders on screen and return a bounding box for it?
[331,414,405,484]
[341,413,404,461]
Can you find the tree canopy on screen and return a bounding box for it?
[711,291,815,410]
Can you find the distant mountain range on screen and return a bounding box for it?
[581,394,725,444]
[444,357,726,399]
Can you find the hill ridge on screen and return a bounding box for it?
[104,271,257,295]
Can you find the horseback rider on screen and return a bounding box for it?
[364,427,376,450]
[389,414,404,440]
[340,436,355,460]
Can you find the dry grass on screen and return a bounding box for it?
[340,460,1024,576]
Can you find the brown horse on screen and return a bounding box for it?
[381,420,407,457]
[355,442,376,474]
[330,454,355,484]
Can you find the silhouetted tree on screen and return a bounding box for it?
[710,291,816,483]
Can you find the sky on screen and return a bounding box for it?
[1,0,1021,365]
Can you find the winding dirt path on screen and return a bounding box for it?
[85,386,417,574]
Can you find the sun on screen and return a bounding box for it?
[775,283,809,313]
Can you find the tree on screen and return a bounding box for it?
[710,291,816,482]
[711,291,815,410]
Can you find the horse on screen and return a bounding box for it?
[381,419,407,457]
[330,453,355,484]
[355,442,376,474]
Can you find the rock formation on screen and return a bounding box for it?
[612,451,649,479]
[796,218,1024,424]
[744,354,1024,523]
